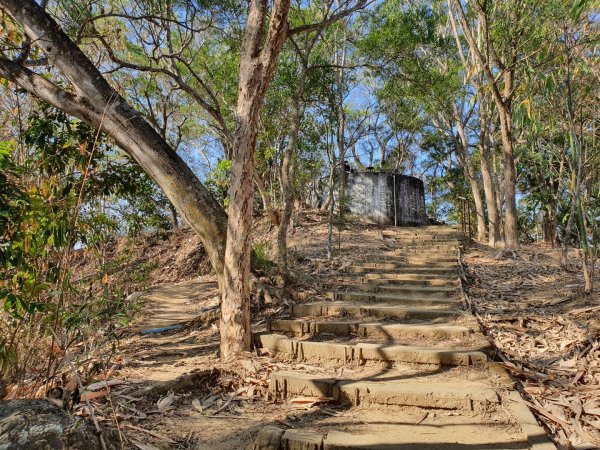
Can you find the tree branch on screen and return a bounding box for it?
[0,58,103,125]
[288,0,370,36]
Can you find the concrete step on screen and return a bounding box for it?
[269,371,498,409]
[358,321,477,340]
[391,238,460,251]
[351,280,460,298]
[255,334,487,366]
[395,249,458,256]
[344,273,459,283]
[320,429,528,450]
[394,250,457,257]
[355,255,457,264]
[394,240,460,246]
[267,319,477,341]
[364,273,459,284]
[384,227,461,234]
[396,246,459,251]
[390,236,463,242]
[256,428,530,450]
[348,261,459,269]
[383,232,461,238]
[326,291,462,306]
[291,302,463,320]
[345,265,457,275]
[391,240,462,246]
[385,235,464,242]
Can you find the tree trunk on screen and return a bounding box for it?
[582,250,595,293]
[466,172,487,243]
[254,169,280,227]
[220,0,291,358]
[498,110,519,249]
[334,29,348,206]
[452,109,486,242]
[337,115,347,205]
[493,155,504,241]
[454,145,486,242]
[277,83,304,274]
[478,111,501,247]
[350,144,366,171]
[0,0,228,286]
[321,166,335,212]
[450,0,519,249]
[480,146,500,247]
[542,208,557,246]
[276,21,326,272]
[169,203,179,231]
[327,173,335,261]
[221,119,256,357]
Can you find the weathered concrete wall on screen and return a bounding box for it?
[394,174,428,226]
[345,172,428,226]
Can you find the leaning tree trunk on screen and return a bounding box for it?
[0,0,228,285]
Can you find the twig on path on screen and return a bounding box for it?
[123,424,177,444]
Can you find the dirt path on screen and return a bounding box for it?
[122,278,220,385]
[133,279,220,332]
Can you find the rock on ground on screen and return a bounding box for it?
[0,400,118,450]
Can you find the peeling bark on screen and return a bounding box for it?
[220,0,291,358]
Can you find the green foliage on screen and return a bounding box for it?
[360,0,461,120]
[0,335,17,377]
[0,100,173,379]
[206,159,232,207]
[251,242,275,272]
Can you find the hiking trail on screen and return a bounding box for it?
[253,225,554,449]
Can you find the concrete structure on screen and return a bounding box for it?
[344,172,428,226]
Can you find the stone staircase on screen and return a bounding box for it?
[253,226,554,450]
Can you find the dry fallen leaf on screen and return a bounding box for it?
[157,392,175,411]
[131,440,161,450]
[191,398,203,413]
[86,379,126,391]
[523,385,546,395]
[80,389,108,402]
[287,396,333,408]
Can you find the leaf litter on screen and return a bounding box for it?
[463,242,600,449]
